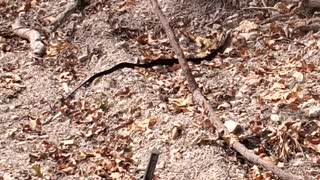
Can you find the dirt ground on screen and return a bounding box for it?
[0,0,320,179]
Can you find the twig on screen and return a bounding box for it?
[149,0,303,179]
[12,17,46,57]
[260,14,292,25]
[293,24,320,33]
[261,0,267,7]
[261,1,305,25]
[243,6,281,12]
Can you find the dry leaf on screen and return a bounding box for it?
[304,137,320,153]
[32,164,43,177]
[236,20,258,33]
[274,2,290,13]
[62,139,75,145]
[244,75,261,86]
[62,82,70,93]
[131,117,157,132]
[271,82,286,90]
[110,172,122,179]
[168,95,194,113]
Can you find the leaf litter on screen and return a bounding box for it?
[1,0,320,179]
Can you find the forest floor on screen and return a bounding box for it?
[0,0,319,179]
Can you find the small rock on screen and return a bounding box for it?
[270,114,280,122]
[171,126,182,140]
[224,120,241,133]
[312,156,320,164]
[245,76,261,86]
[10,115,19,120]
[271,106,279,114]
[9,105,16,110]
[3,173,14,180]
[306,106,320,118]
[292,158,304,167]
[260,113,270,120]
[158,160,166,169]
[230,100,242,107]
[300,98,317,109]
[239,31,258,41]
[292,71,304,82]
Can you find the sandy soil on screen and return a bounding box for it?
[0,0,319,179]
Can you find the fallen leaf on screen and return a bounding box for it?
[62,139,75,146]
[131,117,157,132]
[244,75,261,86]
[32,164,43,177]
[305,106,320,118]
[110,172,122,179]
[168,95,194,113]
[271,82,286,90]
[304,137,320,153]
[236,20,258,33]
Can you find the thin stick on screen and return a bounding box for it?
[149,0,303,179]
[260,14,292,25]
[242,7,280,11]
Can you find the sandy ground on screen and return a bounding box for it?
[0,0,319,179]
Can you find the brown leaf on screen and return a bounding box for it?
[236,20,258,33]
[244,75,261,86]
[31,164,43,177]
[168,95,194,113]
[131,117,157,132]
[249,120,264,134]
[59,165,75,174]
[304,137,320,153]
[271,82,286,90]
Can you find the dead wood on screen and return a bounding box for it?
[282,0,320,8]
[149,0,304,179]
[243,6,281,11]
[12,18,46,57]
[294,24,320,32]
[305,0,320,8]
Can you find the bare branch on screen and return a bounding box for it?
[149,0,304,179]
[12,18,46,57]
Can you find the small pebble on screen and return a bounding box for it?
[306,106,320,118]
[270,114,280,122]
[300,99,317,109]
[292,71,304,82]
[10,115,19,120]
[224,120,241,133]
[271,106,279,114]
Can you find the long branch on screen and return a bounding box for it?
[149,0,303,179]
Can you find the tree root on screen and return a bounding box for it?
[149,0,304,179]
[12,18,46,57]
